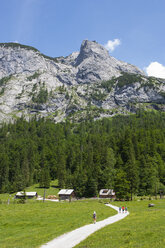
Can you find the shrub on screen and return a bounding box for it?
[27,72,40,81]
[116,72,143,88]
[32,86,48,104]
[0,75,12,86]
[0,42,39,52]
[101,78,116,92]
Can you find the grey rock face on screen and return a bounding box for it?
[74,40,143,84]
[75,40,110,66]
[0,40,143,84]
[114,82,165,105]
[0,46,46,78]
[0,40,164,123]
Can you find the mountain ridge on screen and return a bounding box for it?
[0,40,165,123]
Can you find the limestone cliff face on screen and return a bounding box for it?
[0,40,143,84]
[74,40,143,84]
[0,40,164,123]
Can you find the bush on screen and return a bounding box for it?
[27,72,40,81]
[32,86,48,103]
[0,75,12,86]
[117,72,143,88]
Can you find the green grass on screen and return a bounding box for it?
[0,199,116,248]
[26,180,59,198]
[75,199,165,248]
[0,180,59,202]
[1,181,164,248]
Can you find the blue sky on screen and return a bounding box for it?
[1,0,165,78]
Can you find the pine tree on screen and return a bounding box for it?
[114,169,130,200]
[0,151,9,192]
[102,148,116,189]
[57,145,66,188]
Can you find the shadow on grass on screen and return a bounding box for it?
[35,185,60,189]
[51,185,60,188]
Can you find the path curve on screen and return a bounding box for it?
[40,204,129,248]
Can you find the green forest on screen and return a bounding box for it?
[0,111,165,200]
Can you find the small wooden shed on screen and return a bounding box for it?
[99,189,115,199]
[15,192,38,199]
[58,189,75,201]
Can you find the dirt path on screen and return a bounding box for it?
[40,204,129,248]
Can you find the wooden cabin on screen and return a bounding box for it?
[15,192,38,199]
[58,189,75,201]
[99,189,115,199]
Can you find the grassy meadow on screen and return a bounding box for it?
[1,182,165,248]
[76,199,165,248]
[26,180,59,199]
[0,180,59,203]
[0,198,116,248]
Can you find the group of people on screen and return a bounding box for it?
[92,205,128,224]
[119,206,127,213]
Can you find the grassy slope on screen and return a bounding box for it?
[0,199,116,248]
[26,180,59,198]
[76,199,165,248]
[0,180,59,202]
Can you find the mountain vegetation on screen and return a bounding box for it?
[1,40,165,201]
[0,111,165,199]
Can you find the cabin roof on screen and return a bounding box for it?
[58,189,74,195]
[99,189,115,196]
[16,192,37,196]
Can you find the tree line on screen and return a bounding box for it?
[0,110,165,199]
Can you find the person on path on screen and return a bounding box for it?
[125,206,127,213]
[93,211,96,224]
[122,206,125,213]
[119,206,121,213]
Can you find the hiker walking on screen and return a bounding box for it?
[125,206,127,213]
[93,211,96,224]
[119,206,121,213]
[122,206,125,213]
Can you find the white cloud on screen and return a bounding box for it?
[145,62,165,79]
[104,39,121,52]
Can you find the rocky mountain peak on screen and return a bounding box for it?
[1,40,161,124]
[75,40,109,66]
